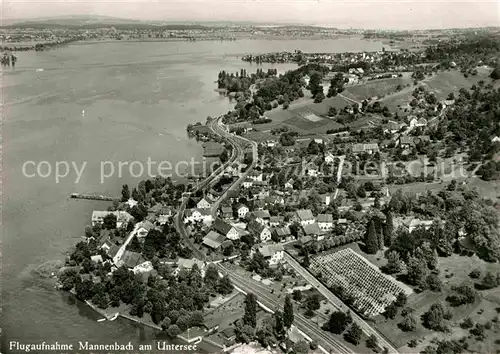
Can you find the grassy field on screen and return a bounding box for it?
[388,181,445,195]
[438,254,500,304]
[380,69,493,112]
[374,253,500,352]
[468,178,500,200]
[342,76,413,102]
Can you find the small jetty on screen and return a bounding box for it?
[70,193,118,201]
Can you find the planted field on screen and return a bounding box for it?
[310,248,412,317]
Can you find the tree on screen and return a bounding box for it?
[490,66,500,80]
[274,310,285,339]
[302,248,311,268]
[127,235,142,253]
[460,317,474,329]
[217,275,234,295]
[365,219,379,254]
[240,324,257,344]
[292,340,309,354]
[121,184,130,201]
[344,322,362,345]
[305,294,321,316]
[176,315,190,332]
[204,263,219,289]
[314,90,325,103]
[422,303,446,331]
[243,293,258,328]
[292,290,302,301]
[383,302,398,319]
[481,271,499,290]
[189,311,204,327]
[102,213,117,230]
[395,292,407,307]
[283,294,294,328]
[384,250,403,274]
[426,274,443,292]
[406,256,429,289]
[446,282,476,306]
[470,323,486,340]
[366,334,378,350]
[328,106,338,116]
[400,313,417,332]
[469,269,481,279]
[161,317,171,331]
[325,311,352,334]
[166,324,181,338]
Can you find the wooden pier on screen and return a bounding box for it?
[70,193,118,201]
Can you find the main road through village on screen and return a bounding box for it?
[172,112,399,354]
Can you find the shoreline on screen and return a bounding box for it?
[2,35,387,52]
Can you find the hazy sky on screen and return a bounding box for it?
[2,0,499,29]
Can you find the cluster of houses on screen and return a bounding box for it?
[183,184,351,265]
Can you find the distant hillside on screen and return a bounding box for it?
[1,16,207,30]
[1,16,304,29]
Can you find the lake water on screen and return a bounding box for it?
[1,38,383,353]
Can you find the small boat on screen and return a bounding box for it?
[97,318,106,322]
[108,313,119,321]
[36,68,44,72]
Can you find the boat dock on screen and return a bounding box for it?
[70,193,118,201]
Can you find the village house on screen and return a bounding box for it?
[220,206,233,219]
[229,121,253,134]
[416,117,428,127]
[135,220,155,239]
[236,204,249,219]
[132,260,154,274]
[157,206,173,225]
[258,244,284,266]
[248,210,271,225]
[272,226,293,242]
[184,208,213,224]
[197,196,214,209]
[384,122,401,134]
[262,140,277,148]
[320,193,332,206]
[296,209,315,226]
[399,136,415,149]
[120,250,145,269]
[91,255,103,264]
[253,199,266,210]
[307,163,319,177]
[125,198,138,208]
[324,152,336,164]
[284,178,294,189]
[173,258,206,277]
[242,178,254,189]
[302,222,323,240]
[247,219,272,243]
[265,195,285,206]
[248,171,263,182]
[91,211,133,229]
[351,143,379,155]
[269,216,284,227]
[100,239,120,259]
[202,230,226,250]
[212,218,239,240]
[317,214,334,231]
